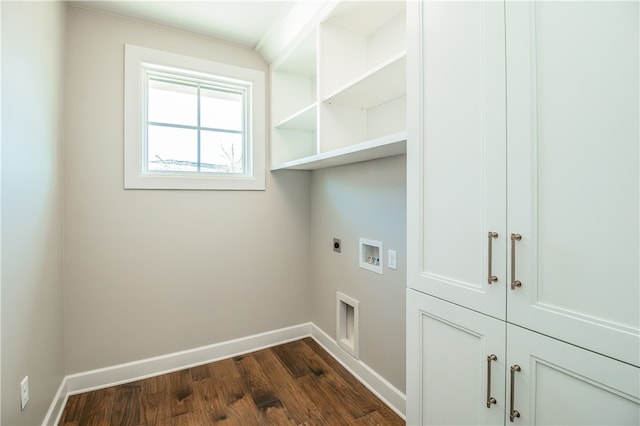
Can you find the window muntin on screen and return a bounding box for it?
[145,72,248,175]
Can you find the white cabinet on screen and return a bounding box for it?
[406,0,508,320]
[270,1,407,171]
[507,324,640,425]
[407,289,506,426]
[407,0,640,423]
[505,0,639,367]
[408,0,639,363]
[407,289,640,426]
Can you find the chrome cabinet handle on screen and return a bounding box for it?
[487,232,499,284]
[486,354,498,408]
[509,364,521,422]
[510,233,522,290]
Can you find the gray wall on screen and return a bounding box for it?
[0,5,406,422]
[63,6,311,374]
[1,2,66,424]
[309,155,406,392]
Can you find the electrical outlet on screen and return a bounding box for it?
[388,249,397,270]
[333,238,342,253]
[20,376,29,410]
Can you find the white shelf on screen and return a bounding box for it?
[270,1,406,170]
[275,103,317,131]
[271,131,406,171]
[323,52,406,109]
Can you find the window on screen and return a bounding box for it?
[147,76,245,174]
[124,45,265,190]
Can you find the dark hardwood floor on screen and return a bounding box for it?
[59,337,405,425]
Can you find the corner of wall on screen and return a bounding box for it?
[1,1,67,424]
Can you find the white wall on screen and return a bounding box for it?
[63,6,311,374]
[1,2,66,424]
[309,155,406,392]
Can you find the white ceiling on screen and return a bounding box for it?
[69,1,293,50]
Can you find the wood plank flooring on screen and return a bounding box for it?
[59,337,405,425]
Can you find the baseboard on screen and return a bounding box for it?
[43,321,406,424]
[64,323,313,396]
[42,378,68,426]
[309,323,406,419]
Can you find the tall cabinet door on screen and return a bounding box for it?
[505,1,640,366]
[407,289,506,426]
[507,324,640,425]
[407,0,507,319]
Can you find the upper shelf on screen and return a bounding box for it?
[275,103,317,132]
[323,53,407,109]
[271,131,406,171]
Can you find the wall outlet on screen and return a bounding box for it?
[333,237,342,253]
[20,376,29,410]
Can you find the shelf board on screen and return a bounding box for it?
[323,52,406,109]
[275,103,317,132]
[271,131,406,171]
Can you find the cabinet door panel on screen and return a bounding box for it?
[506,0,640,366]
[407,289,506,425]
[407,0,507,319]
[507,324,640,425]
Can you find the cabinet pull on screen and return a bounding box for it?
[510,233,522,290]
[487,232,499,284]
[509,364,521,422]
[486,354,497,408]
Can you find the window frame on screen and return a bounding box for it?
[124,44,266,190]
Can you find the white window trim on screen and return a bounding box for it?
[124,44,266,190]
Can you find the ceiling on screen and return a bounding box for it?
[69,1,294,50]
